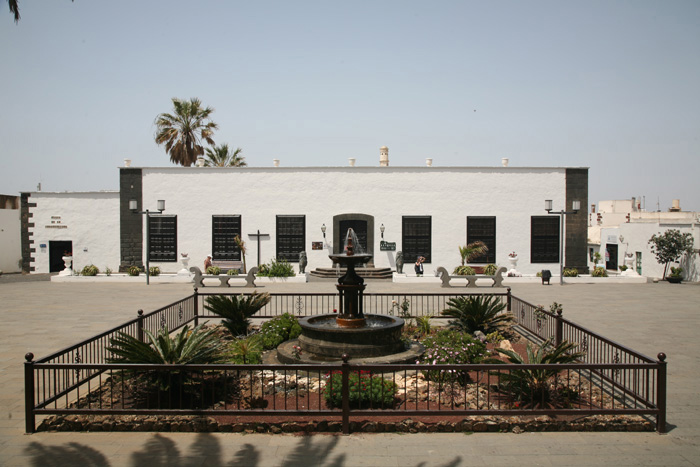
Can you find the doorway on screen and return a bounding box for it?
[605,244,618,270]
[49,240,72,273]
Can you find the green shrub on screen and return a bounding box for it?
[259,313,302,350]
[452,265,476,275]
[324,370,397,408]
[563,268,578,277]
[149,266,161,277]
[483,264,498,276]
[227,269,240,276]
[592,267,608,277]
[419,330,487,383]
[206,266,221,275]
[619,265,628,272]
[536,271,542,278]
[441,295,513,335]
[670,266,683,277]
[257,258,295,277]
[81,265,99,276]
[204,292,271,337]
[416,315,432,336]
[105,267,112,276]
[226,336,262,364]
[128,266,141,276]
[493,338,585,407]
[486,331,505,344]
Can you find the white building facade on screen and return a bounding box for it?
[588,199,700,281]
[22,163,589,277]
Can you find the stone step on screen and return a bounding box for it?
[309,267,394,279]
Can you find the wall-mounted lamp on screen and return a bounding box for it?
[129,199,166,285]
[321,224,326,239]
[380,224,385,239]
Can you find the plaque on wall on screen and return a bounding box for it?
[312,242,324,250]
[380,241,396,251]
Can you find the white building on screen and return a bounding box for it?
[588,198,700,281]
[22,150,590,278]
[0,195,21,273]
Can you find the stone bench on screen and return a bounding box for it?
[190,266,258,288]
[211,260,243,273]
[436,266,507,288]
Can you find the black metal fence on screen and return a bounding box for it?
[25,290,666,434]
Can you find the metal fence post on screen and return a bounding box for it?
[24,353,35,433]
[555,308,563,346]
[137,309,144,342]
[656,353,667,433]
[193,287,199,326]
[341,354,350,435]
[506,287,512,312]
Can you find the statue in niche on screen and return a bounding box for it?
[395,251,404,274]
[299,251,308,274]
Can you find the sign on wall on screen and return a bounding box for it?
[312,242,324,250]
[380,241,396,251]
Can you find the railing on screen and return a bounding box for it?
[25,290,666,434]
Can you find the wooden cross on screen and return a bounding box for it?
[248,229,270,266]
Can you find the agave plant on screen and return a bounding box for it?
[493,338,585,406]
[204,292,271,337]
[441,295,513,335]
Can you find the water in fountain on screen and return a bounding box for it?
[343,228,366,256]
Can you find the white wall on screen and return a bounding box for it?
[141,166,571,275]
[28,192,120,273]
[0,209,21,273]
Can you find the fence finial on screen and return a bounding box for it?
[25,353,34,362]
[657,353,666,362]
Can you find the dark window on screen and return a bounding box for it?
[531,216,559,263]
[212,215,241,261]
[148,215,177,262]
[402,216,431,263]
[277,215,305,262]
[467,217,496,263]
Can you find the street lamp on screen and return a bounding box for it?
[321,224,326,239]
[545,199,580,285]
[380,224,385,239]
[130,199,166,285]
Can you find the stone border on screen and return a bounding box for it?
[37,414,654,434]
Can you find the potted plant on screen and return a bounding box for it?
[667,267,683,284]
[648,229,695,280]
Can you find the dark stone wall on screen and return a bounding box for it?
[0,194,20,209]
[565,168,589,274]
[119,168,143,272]
[20,193,36,273]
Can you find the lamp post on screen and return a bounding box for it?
[130,199,165,285]
[321,224,326,239]
[380,224,385,239]
[545,199,580,285]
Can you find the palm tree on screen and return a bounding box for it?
[459,241,488,266]
[441,295,513,335]
[154,98,218,167]
[204,144,247,167]
[8,0,19,22]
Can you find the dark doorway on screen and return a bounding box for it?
[338,219,368,254]
[605,243,618,270]
[49,240,72,273]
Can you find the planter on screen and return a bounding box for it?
[178,256,191,276]
[58,256,73,276]
[666,276,683,284]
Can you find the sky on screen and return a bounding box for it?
[1,1,699,211]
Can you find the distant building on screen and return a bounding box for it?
[1,194,21,273]
[21,149,590,278]
[588,198,700,280]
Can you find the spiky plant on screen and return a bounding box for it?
[493,338,585,406]
[441,295,513,335]
[227,336,263,364]
[458,241,488,266]
[107,324,225,391]
[204,292,271,337]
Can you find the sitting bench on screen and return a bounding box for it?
[190,266,258,288]
[436,266,507,288]
[211,260,243,273]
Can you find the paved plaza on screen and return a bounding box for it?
[0,276,698,466]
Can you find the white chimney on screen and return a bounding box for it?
[670,199,681,212]
[124,159,132,167]
[426,158,433,167]
[348,158,356,167]
[195,156,205,167]
[273,159,280,167]
[379,146,389,167]
[501,157,509,167]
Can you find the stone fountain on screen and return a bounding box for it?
[276,229,424,364]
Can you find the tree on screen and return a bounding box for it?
[154,98,218,167]
[204,144,246,167]
[458,241,488,266]
[648,229,695,278]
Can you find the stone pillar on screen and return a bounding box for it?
[565,168,589,274]
[119,168,144,272]
[20,193,35,273]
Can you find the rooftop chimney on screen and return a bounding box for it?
[670,199,681,212]
[379,146,389,167]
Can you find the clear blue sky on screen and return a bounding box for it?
[2,1,699,211]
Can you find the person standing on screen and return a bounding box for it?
[204,255,212,271]
[414,256,425,276]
